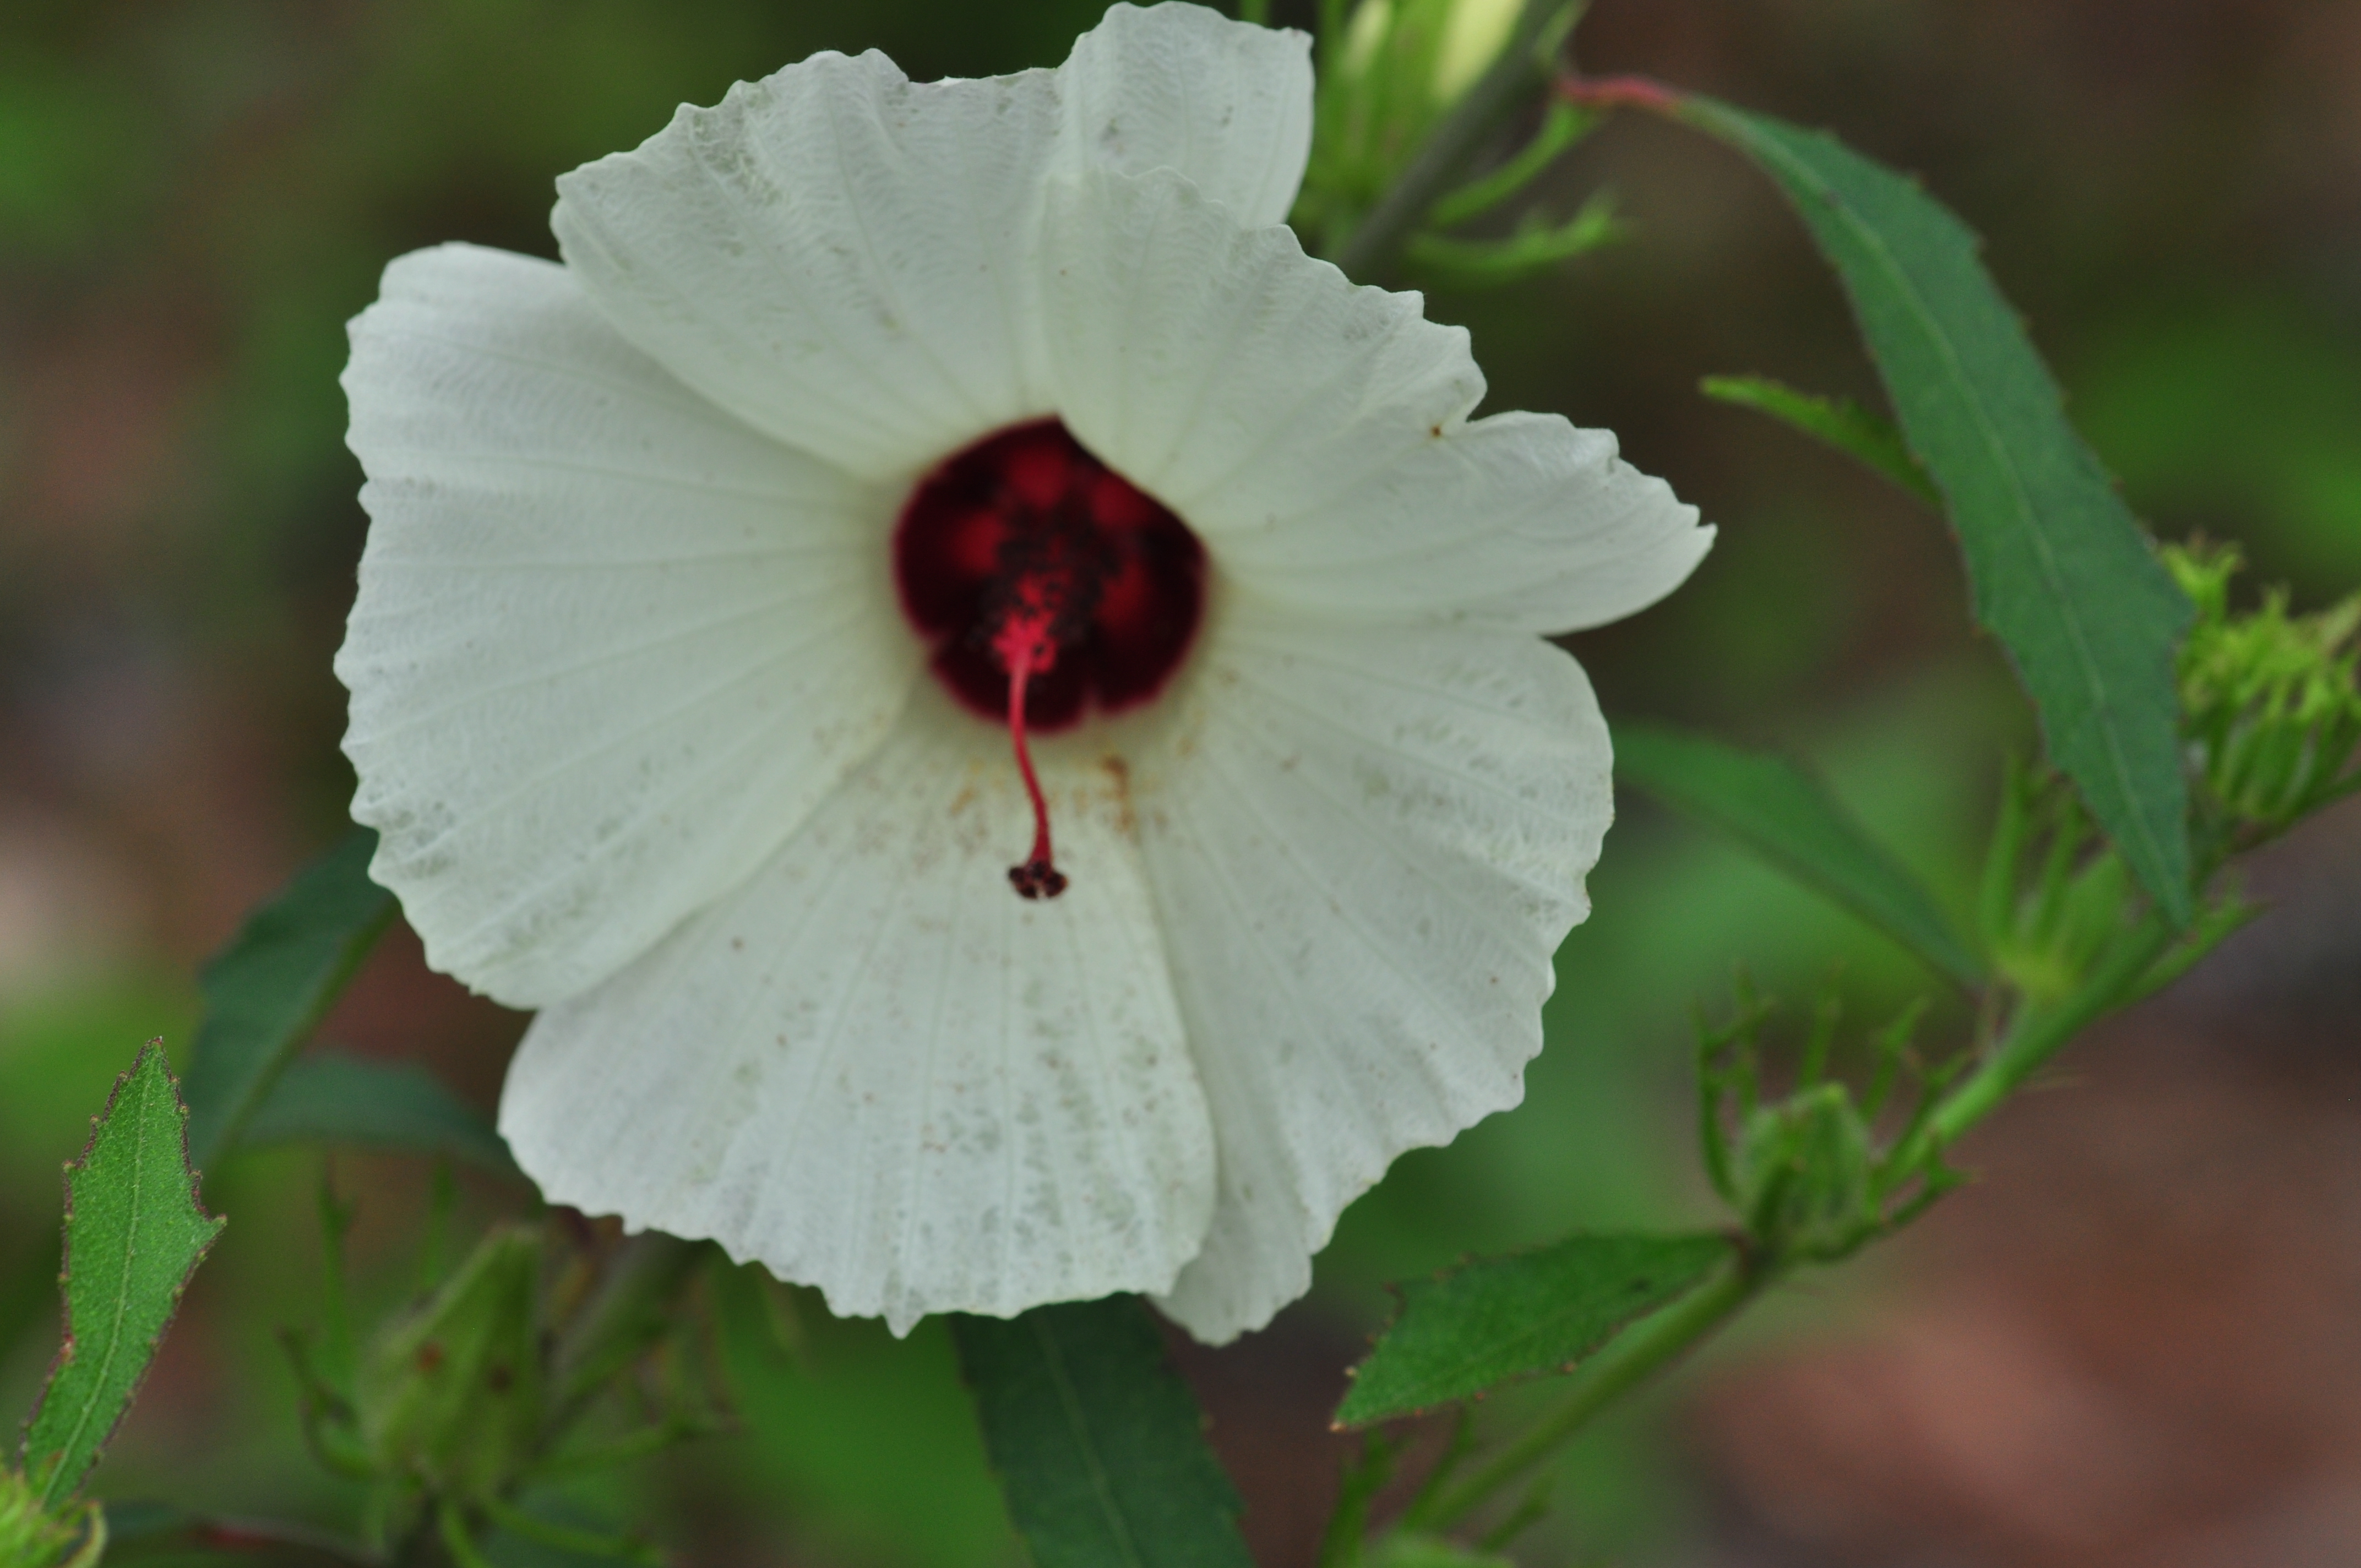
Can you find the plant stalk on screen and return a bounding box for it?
[1405,1250,1763,1532]
[1397,906,2178,1537]
[1896,907,2177,1172]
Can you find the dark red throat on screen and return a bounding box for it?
[893,420,1205,900]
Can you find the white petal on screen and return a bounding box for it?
[499,695,1216,1334]
[1040,168,1476,540]
[553,53,1064,484]
[1208,411,1712,631]
[1039,170,1712,632]
[1056,2,1314,228]
[1132,608,1612,1342]
[338,243,917,1008]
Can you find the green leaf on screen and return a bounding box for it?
[182,828,397,1171]
[19,1043,226,1506]
[1699,373,1939,505]
[238,1053,518,1175]
[1677,96,2195,926]
[1335,1232,1731,1427]
[1615,722,1985,988]
[951,1298,1252,1568]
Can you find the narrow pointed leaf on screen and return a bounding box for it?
[1426,97,1596,229]
[1406,191,1622,286]
[1615,721,1985,988]
[20,1043,226,1505]
[1676,95,2194,925]
[1700,373,1939,505]
[1335,1232,1733,1427]
[182,828,396,1170]
[951,1298,1251,1568]
[238,1053,518,1175]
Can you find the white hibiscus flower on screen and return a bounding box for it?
[335,0,1711,1343]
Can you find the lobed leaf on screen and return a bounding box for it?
[20,1043,226,1506]
[182,828,397,1171]
[1615,721,1984,988]
[1335,1232,1733,1427]
[951,1298,1251,1568]
[238,1053,518,1175]
[1677,96,2195,925]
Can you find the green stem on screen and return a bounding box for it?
[479,1498,660,1566]
[436,1501,494,1568]
[1895,907,2177,1172]
[1329,0,1579,280]
[1405,1251,1763,1532]
[1398,907,2178,1537]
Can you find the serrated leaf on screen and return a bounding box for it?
[1335,1233,1731,1427]
[238,1053,518,1175]
[1699,373,1939,505]
[1615,721,1984,988]
[1678,96,2195,926]
[951,1298,1251,1568]
[20,1043,226,1506]
[182,828,397,1170]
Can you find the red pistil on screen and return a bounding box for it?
[994,606,1067,900]
[893,420,1206,901]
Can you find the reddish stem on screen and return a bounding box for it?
[1555,72,1685,115]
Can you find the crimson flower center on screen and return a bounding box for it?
[893,419,1206,901]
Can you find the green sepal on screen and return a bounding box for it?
[1405,190,1620,286]
[0,1468,100,1568]
[1733,1084,1875,1260]
[2166,541,2361,846]
[1424,96,1597,229]
[1697,986,1967,1263]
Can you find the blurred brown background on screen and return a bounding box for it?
[2,0,2357,1562]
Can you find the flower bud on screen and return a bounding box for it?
[0,1469,97,1568]
[1298,0,1539,248]
[1734,1083,1877,1262]
[1431,0,1523,102]
[356,1226,547,1505]
[2167,541,2361,845]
